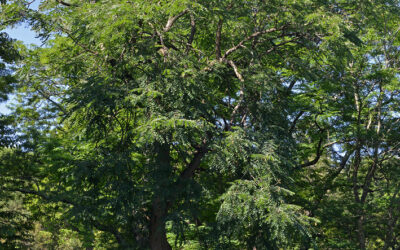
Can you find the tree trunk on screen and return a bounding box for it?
[357,215,366,250]
[149,142,172,250]
[149,199,171,250]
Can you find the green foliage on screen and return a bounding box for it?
[0,192,33,248]
[1,0,400,249]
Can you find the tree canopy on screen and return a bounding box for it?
[1,0,400,249]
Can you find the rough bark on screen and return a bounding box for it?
[149,143,173,250]
[357,215,366,250]
[150,198,171,250]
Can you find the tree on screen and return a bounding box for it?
[291,1,400,248]
[2,0,400,249]
[0,16,34,249]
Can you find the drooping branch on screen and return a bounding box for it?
[295,135,324,169]
[163,9,189,32]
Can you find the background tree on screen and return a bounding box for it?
[292,1,400,249]
[0,17,34,248]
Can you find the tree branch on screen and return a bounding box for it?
[60,27,99,55]
[289,111,304,133]
[186,13,196,53]
[230,86,244,126]
[223,26,287,59]
[310,149,354,212]
[226,59,244,82]
[91,220,127,246]
[35,87,67,114]
[286,79,297,94]
[265,37,300,54]
[215,18,223,60]
[222,59,245,127]
[56,0,75,7]
[180,145,208,180]
[295,135,324,169]
[164,9,189,32]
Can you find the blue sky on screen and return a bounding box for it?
[5,0,41,44]
[1,0,41,115]
[4,25,41,46]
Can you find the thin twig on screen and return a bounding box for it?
[223,26,287,59]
